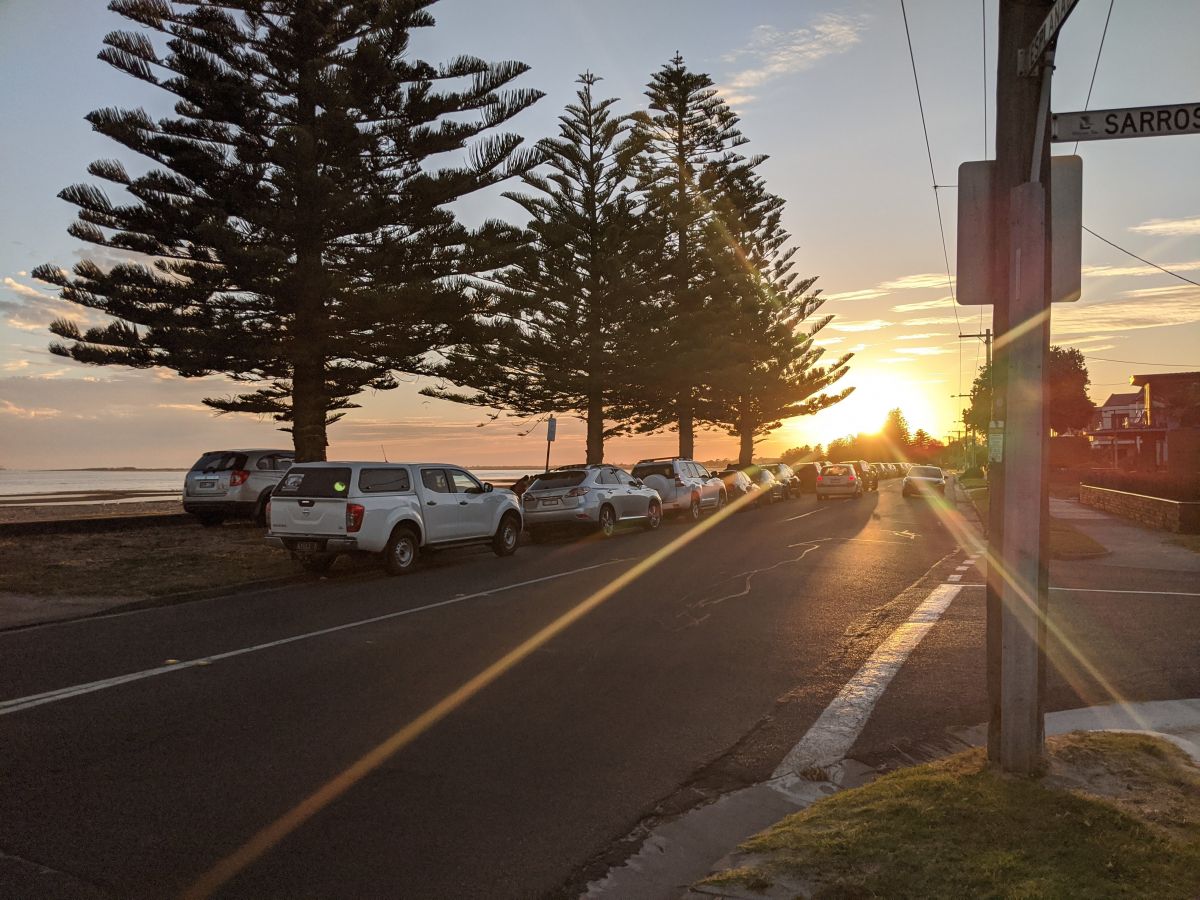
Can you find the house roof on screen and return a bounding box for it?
[1131,371,1200,387]
[1101,391,1143,408]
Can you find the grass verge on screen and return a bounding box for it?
[960,487,1106,560]
[700,732,1200,899]
[0,521,333,599]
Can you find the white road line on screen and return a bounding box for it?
[1049,587,1200,598]
[786,508,825,522]
[0,558,631,718]
[955,565,970,572]
[947,574,963,582]
[773,583,962,778]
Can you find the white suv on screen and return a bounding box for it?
[183,448,295,527]
[266,462,522,574]
[630,458,726,521]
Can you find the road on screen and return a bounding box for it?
[0,481,1194,898]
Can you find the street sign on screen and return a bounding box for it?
[546,416,556,442]
[1053,103,1200,142]
[1020,0,1080,75]
[956,156,1082,305]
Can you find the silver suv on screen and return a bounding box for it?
[630,458,726,521]
[523,465,663,541]
[183,448,295,527]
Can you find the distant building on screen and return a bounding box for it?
[1088,372,1200,468]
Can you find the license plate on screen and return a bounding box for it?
[543,498,560,506]
[295,540,322,552]
[199,481,216,489]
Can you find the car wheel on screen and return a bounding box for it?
[688,495,702,521]
[195,513,224,528]
[253,492,272,527]
[644,500,663,531]
[384,526,420,575]
[598,504,617,537]
[716,491,728,512]
[493,513,520,556]
[301,553,337,575]
[817,494,826,503]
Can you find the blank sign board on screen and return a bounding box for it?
[956,155,1081,305]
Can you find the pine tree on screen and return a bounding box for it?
[421,73,651,464]
[697,160,851,465]
[624,54,753,459]
[35,0,541,460]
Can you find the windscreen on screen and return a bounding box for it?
[190,451,248,473]
[822,465,851,476]
[910,466,943,478]
[274,467,353,498]
[528,471,587,491]
[632,463,673,480]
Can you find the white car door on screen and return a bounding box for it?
[448,469,493,539]
[420,468,461,541]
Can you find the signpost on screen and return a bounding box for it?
[1053,103,1200,142]
[544,415,556,472]
[1019,0,1080,75]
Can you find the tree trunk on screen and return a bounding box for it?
[678,401,693,459]
[738,409,755,467]
[586,391,604,464]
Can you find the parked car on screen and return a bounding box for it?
[266,462,522,574]
[837,459,879,491]
[717,468,759,508]
[736,465,787,504]
[816,463,863,501]
[902,465,947,497]
[762,463,802,498]
[630,458,726,520]
[521,465,662,541]
[183,448,295,527]
[790,462,822,494]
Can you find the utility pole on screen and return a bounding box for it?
[991,0,1055,774]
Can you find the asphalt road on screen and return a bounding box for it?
[4,479,1189,899]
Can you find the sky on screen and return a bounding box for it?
[1,0,1198,469]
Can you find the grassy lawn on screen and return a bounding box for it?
[0,521,369,599]
[960,486,1106,560]
[700,732,1200,900]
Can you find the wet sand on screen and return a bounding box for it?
[0,497,184,525]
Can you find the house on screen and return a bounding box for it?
[1088,372,1200,469]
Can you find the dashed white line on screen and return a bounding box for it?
[773,583,962,777]
[0,558,631,718]
[786,508,826,522]
[947,574,963,582]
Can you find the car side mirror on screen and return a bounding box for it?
[484,482,494,493]
[633,479,644,487]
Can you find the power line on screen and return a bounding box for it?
[1084,354,1199,368]
[899,0,962,399]
[1073,0,1116,155]
[1083,226,1200,287]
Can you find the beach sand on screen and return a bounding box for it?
[0,497,184,525]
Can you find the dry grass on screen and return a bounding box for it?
[701,732,1200,899]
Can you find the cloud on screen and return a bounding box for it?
[1,359,30,372]
[812,336,844,345]
[902,316,960,326]
[1052,289,1200,335]
[2,274,94,332]
[1082,260,1200,279]
[1122,284,1197,299]
[880,273,953,291]
[895,346,953,356]
[720,14,866,104]
[846,343,868,353]
[1129,216,1200,237]
[878,357,915,364]
[894,332,948,340]
[823,288,888,302]
[0,398,60,418]
[3,276,48,300]
[829,319,891,333]
[891,296,954,312]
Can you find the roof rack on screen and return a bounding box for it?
[634,456,686,463]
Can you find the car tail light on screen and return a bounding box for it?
[816,474,823,482]
[346,503,365,533]
[566,487,590,497]
[229,469,250,487]
[848,474,856,482]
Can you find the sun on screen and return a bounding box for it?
[789,368,943,448]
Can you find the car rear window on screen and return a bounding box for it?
[823,465,851,476]
[529,471,587,490]
[191,451,248,473]
[633,463,673,480]
[274,467,353,498]
[910,466,943,478]
[359,468,411,493]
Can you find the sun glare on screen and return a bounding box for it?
[798,369,943,447]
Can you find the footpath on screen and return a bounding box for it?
[586,477,1200,899]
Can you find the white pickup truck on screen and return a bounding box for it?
[265,462,522,574]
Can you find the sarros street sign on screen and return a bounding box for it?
[1053,103,1200,142]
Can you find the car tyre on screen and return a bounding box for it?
[598,504,617,537]
[688,495,702,521]
[716,491,728,512]
[644,500,663,531]
[253,491,272,527]
[493,513,520,557]
[384,526,420,575]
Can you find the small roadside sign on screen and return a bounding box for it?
[1020,0,1080,75]
[546,416,556,442]
[1053,103,1200,142]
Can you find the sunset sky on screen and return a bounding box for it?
[1,0,1198,469]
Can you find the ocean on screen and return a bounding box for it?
[0,467,547,503]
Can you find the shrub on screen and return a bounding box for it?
[1081,469,1200,502]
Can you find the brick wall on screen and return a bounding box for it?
[1079,484,1200,534]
